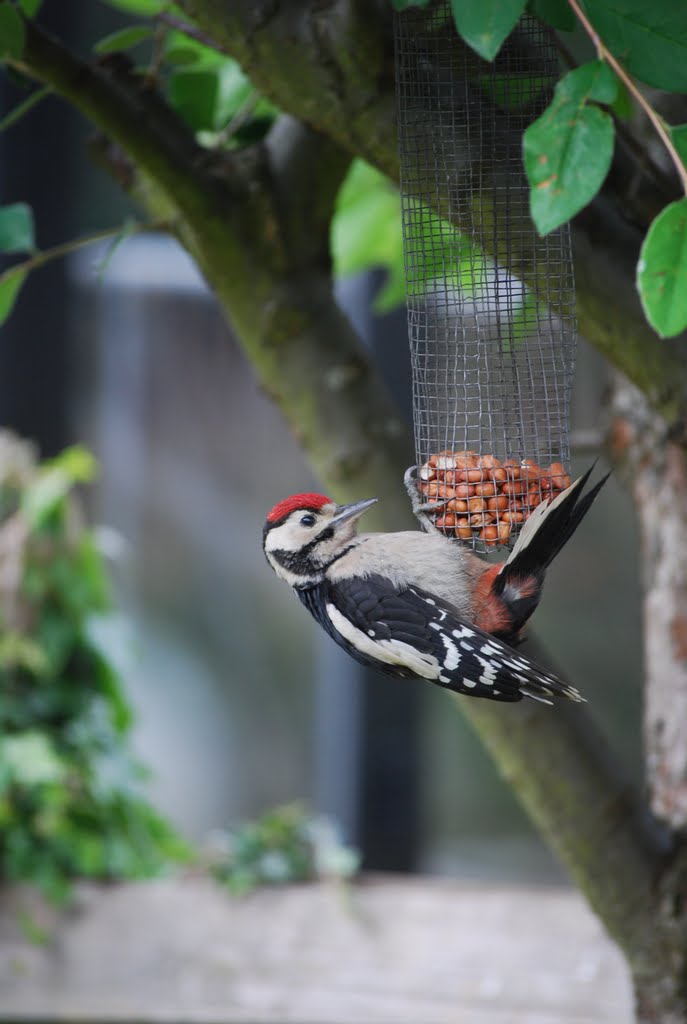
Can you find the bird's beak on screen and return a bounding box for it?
[331,497,378,529]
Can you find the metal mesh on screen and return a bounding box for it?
[394,3,577,550]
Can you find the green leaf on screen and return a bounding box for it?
[94,25,153,55]
[98,0,166,13]
[2,733,66,786]
[168,69,219,131]
[332,161,405,312]
[0,202,35,253]
[0,3,25,61]
[95,218,137,281]
[17,0,42,15]
[610,80,633,121]
[168,61,257,133]
[391,0,431,7]
[450,0,527,62]
[583,0,687,93]
[671,125,687,168]
[558,60,619,106]
[527,0,575,31]
[637,197,687,338]
[0,632,49,674]
[22,447,97,528]
[476,73,550,111]
[0,268,26,324]
[523,62,617,235]
[163,46,202,66]
[47,445,98,484]
[162,29,226,70]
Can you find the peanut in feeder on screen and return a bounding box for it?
[394,2,576,551]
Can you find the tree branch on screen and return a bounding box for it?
[181,0,687,446]
[458,693,682,1016]
[13,17,413,528]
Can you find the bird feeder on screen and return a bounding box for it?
[394,2,576,551]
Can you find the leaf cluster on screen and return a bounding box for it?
[0,435,187,902]
[3,0,687,333]
[209,803,359,896]
[395,0,687,338]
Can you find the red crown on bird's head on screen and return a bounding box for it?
[266,493,333,524]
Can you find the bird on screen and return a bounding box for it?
[262,464,608,705]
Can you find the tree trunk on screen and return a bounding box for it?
[609,374,687,1021]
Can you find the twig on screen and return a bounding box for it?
[0,85,52,133]
[216,89,260,145]
[157,11,227,54]
[567,0,687,195]
[0,219,171,286]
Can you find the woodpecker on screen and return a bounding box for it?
[262,465,607,704]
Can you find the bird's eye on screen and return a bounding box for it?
[300,513,317,527]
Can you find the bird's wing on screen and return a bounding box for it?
[322,574,583,703]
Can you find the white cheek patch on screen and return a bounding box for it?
[264,521,304,553]
[326,604,440,680]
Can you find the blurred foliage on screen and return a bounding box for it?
[331,160,405,313]
[0,433,188,903]
[208,803,359,896]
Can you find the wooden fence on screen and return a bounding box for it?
[0,875,632,1023]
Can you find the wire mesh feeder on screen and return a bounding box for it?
[394,2,577,551]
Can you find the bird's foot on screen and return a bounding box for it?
[404,465,448,534]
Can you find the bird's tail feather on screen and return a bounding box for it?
[502,463,609,580]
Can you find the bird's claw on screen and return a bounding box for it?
[404,463,446,534]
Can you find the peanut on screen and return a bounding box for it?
[467,496,487,513]
[519,459,540,480]
[422,450,571,547]
[497,521,512,544]
[502,479,527,497]
[474,481,497,497]
[480,524,500,546]
[446,498,469,513]
[456,518,473,540]
[421,481,455,500]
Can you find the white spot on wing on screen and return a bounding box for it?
[463,678,477,688]
[439,633,461,671]
[453,626,475,639]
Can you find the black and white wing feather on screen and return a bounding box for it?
[300,574,583,704]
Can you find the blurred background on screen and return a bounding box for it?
[0,1,642,886]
